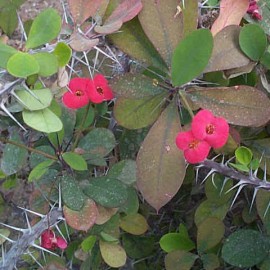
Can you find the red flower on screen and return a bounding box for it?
[175,130,211,164]
[191,109,229,149]
[247,0,262,20]
[62,78,91,109]
[41,229,67,250]
[87,74,114,104]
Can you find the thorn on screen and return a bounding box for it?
[263,200,270,218]
[0,233,15,243]
[83,51,93,78]
[24,210,32,232]
[0,222,26,232]
[230,183,247,209]
[219,177,230,196]
[210,154,221,161]
[225,155,235,165]
[211,173,218,189]
[31,243,59,257]
[58,182,62,210]
[201,169,216,184]
[250,188,258,213]
[16,206,45,218]
[11,90,32,110]
[25,250,43,268]
[263,160,268,182]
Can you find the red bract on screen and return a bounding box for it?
[175,130,211,164]
[191,109,229,149]
[41,229,67,250]
[62,77,91,109]
[87,74,114,104]
[247,0,262,20]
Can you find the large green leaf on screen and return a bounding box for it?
[1,130,28,175]
[110,73,165,99]
[0,43,17,68]
[0,6,17,36]
[172,29,213,86]
[61,174,85,211]
[33,52,58,77]
[22,108,63,133]
[25,8,61,49]
[239,24,267,61]
[82,176,128,208]
[7,52,40,78]
[222,229,269,268]
[28,159,55,182]
[62,152,88,171]
[15,88,53,111]
[53,42,72,67]
[204,25,250,73]
[136,102,186,211]
[109,18,167,70]
[138,0,183,66]
[185,85,270,127]
[120,213,148,235]
[114,93,166,130]
[165,250,198,270]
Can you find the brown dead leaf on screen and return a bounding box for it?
[69,31,99,51]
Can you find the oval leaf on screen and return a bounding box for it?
[136,102,186,212]
[114,94,166,130]
[63,199,98,231]
[99,241,127,268]
[222,229,269,268]
[15,88,53,111]
[235,146,253,165]
[28,160,55,182]
[82,177,128,208]
[186,85,270,127]
[0,43,17,68]
[120,213,148,235]
[7,52,39,78]
[33,52,58,77]
[172,29,213,86]
[25,8,61,49]
[239,24,267,61]
[53,42,72,67]
[62,152,87,171]
[61,174,85,211]
[165,250,197,270]
[138,0,183,65]
[23,108,63,133]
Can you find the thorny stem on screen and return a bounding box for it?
[202,159,270,190]
[0,137,58,161]
[71,102,91,151]
[178,90,195,118]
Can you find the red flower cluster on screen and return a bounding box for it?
[175,109,229,164]
[41,229,67,250]
[62,74,114,109]
[247,0,262,20]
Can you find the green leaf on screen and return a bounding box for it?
[1,130,28,175]
[235,146,253,165]
[82,177,128,208]
[138,0,183,65]
[81,235,97,252]
[260,51,270,69]
[201,253,220,270]
[197,217,224,252]
[25,8,61,49]
[28,159,55,182]
[119,187,139,215]
[165,250,197,270]
[136,102,186,211]
[78,128,116,162]
[239,24,267,61]
[109,17,167,70]
[0,7,17,36]
[108,160,137,185]
[22,108,63,133]
[172,29,213,86]
[160,232,195,253]
[61,174,85,211]
[110,73,165,99]
[0,42,17,68]
[75,105,95,129]
[120,213,148,235]
[63,198,98,231]
[7,52,40,78]
[33,52,58,77]
[53,42,72,67]
[114,94,166,130]
[62,152,87,171]
[256,189,270,234]
[186,85,270,127]
[222,229,269,268]
[15,88,53,111]
[182,0,198,36]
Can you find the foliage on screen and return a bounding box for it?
[0,0,270,269]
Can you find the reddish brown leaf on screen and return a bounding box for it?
[69,31,99,52]
[136,102,186,212]
[95,0,142,34]
[186,86,270,127]
[211,0,249,36]
[64,199,98,231]
[67,0,104,25]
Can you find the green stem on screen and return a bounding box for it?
[0,137,58,160]
[71,102,91,151]
[178,90,194,118]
